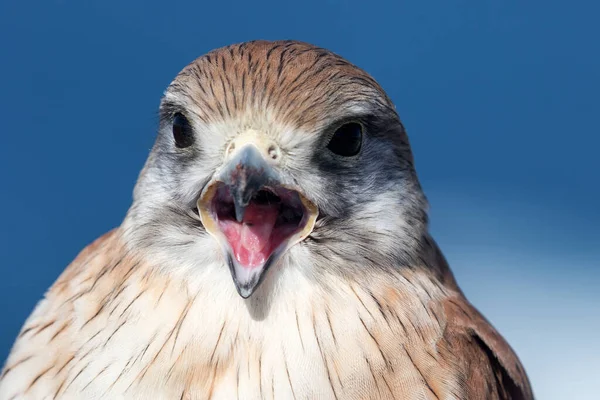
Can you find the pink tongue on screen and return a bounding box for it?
[231,202,279,268]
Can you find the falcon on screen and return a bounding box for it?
[0,40,533,399]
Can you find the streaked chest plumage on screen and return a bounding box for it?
[2,243,457,400]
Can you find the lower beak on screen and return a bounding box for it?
[197,143,318,298]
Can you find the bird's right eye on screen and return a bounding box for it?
[172,113,194,148]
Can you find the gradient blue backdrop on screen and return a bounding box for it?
[1,1,598,398]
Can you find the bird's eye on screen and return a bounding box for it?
[172,113,194,148]
[327,122,363,157]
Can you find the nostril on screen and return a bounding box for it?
[227,142,236,154]
[268,145,279,160]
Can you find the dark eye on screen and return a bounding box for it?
[172,113,194,148]
[327,122,363,157]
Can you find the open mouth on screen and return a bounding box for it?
[210,184,308,268]
[196,141,318,298]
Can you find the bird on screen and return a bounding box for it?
[0,40,533,400]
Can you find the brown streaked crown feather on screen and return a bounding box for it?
[165,40,395,129]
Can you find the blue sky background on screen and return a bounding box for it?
[1,1,598,398]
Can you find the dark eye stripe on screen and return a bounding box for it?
[327,123,362,157]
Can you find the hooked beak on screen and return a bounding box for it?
[219,145,280,223]
[197,132,318,298]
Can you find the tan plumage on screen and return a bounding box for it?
[0,41,533,399]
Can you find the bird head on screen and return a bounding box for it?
[124,41,428,299]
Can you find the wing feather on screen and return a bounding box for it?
[441,296,534,400]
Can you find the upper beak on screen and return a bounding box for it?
[217,144,279,223]
[196,131,318,298]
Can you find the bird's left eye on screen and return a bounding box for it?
[327,122,363,157]
[172,113,194,148]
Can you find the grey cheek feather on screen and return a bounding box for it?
[284,123,428,275]
[124,125,217,254]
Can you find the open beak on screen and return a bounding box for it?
[197,132,318,298]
